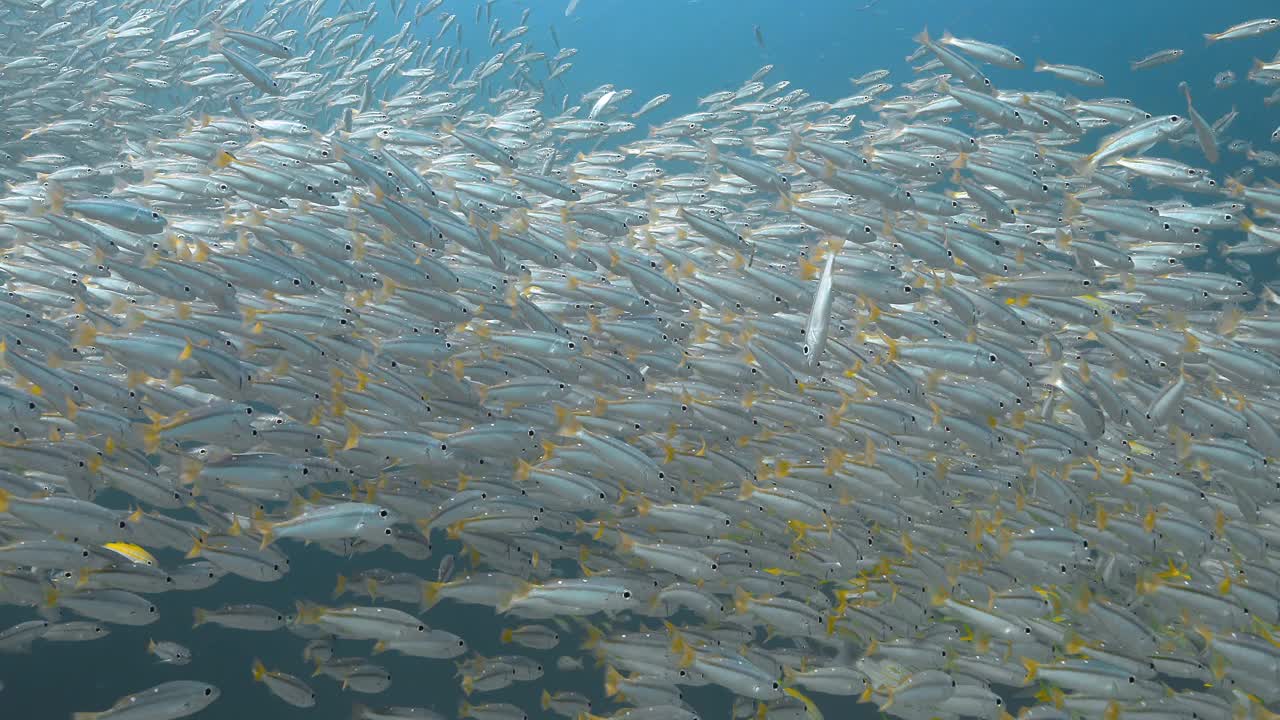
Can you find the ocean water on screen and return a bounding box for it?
[2,0,1280,719]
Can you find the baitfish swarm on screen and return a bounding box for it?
[3,0,1280,719]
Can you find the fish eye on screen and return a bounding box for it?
[204,688,213,696]
[151,212,161,219]
[988,353,998,362]
[1170,115,1180,123]
[622,591,631,598]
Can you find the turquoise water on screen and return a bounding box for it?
[2,0,1280,718]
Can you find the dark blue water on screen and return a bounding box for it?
[3,1,1279,719]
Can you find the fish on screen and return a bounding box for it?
[1130,48,1184,70]
[250,658,317,708]
[4,3,1280,720]
[1034,60,1106,86]
[1204,17,1279,43]
[71,681,219,720]
[143,637,192,667]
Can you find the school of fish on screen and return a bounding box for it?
[4,1,1280,719]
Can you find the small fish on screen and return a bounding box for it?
[1035,60,1105,85]
[147,639,192,665]
[1204,17,1279,43]
[71,681,219,720]
[1130,48,1183,70]
[251,659,316,708]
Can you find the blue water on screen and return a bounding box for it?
[3,1,1280,718]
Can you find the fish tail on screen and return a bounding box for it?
[251,658,266,682]
[142,422,161,454]
[253,519,274,550]
[46,183,65,214]
[1020,657,1040,683]
[582,622,604,651]
[420,580,443,609]
[513,458,534,482]
[0,487,8,513]
[209,22,225,50]
[211,150,236,169]
[878,332,899,362]
[782,687,821,720]
[342,421,360,451]
[295,600,325,624]
[603,665,624,697]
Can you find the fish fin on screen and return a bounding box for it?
[294,601,325,625]
[47,184,65,215]
[420,580,443,610]
[1020,656,1040,683]
[252,516,275,550]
